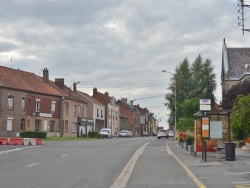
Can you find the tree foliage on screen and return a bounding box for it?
[177,117,194,132]
[182,98,199,118]
[222,80,250,109]
[231,94,250,140]
[164,55,217,126]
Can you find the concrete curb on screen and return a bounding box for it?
[110,141,150,188]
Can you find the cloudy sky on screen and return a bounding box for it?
[1,0,249,129]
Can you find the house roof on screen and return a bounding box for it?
[0,66,61,96]
[92,89,113,106]
[78,91,104,107]
[224,46,250,79]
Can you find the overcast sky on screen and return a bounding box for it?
[1,0,249,129]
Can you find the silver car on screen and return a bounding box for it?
[119,130,129,137]
[157,129,168,139]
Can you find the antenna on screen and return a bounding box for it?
[238,0,250,35]
[10,57,12,68]
[39,69,43,76]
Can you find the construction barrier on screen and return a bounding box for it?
[0,137,43,145]
[0,137,8,145]
[8,138,23,145]
[29,138,37,145]
[36,138,42,145]
[23,138,30,146]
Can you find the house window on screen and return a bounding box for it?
[65,121,68,132]
[51,101,56,114]
[21,97,25,110]
[72,122,76,132]
[7,117,13,131]
[65,102,69,115]
[82,107,84,116]
[35,99,41,112]
[97,109,99,117]
[101,110,103,118]
[8,96,14,109]
[20,120,24,130]
[74,105,76,115]
[35,119,41,131]
[28,98,31,107]
[79,105,82,113]
[50,121,55,132]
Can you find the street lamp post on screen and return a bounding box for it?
[162,70,177,133]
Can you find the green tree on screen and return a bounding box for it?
[191,55,217,105]
[177,117,194,132]
[231,95,250,140]
[164,55,217,129]
[182,98,199,118]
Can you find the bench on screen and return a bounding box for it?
[213,147,225,158]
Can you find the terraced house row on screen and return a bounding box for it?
[0,66,157,138]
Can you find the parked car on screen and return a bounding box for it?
[142,132,148,136]
[152,132,157,136]
[99,128,112,138]
[157,129,168,139]
[119,130,130,137]
[128,131,133,137]
[168,131,175,137]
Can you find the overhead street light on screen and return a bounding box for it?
[162,70,177,133]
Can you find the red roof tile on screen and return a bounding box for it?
[0,66,61,96]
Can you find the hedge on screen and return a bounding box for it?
[88,131,103,139]
[20,131,47,138]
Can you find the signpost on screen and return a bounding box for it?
[200,99,211,162]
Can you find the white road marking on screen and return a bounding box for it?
[61,154,68,157]
[0,146,40,155]
[166,142,172,155]
[26,163,38,167]
[225,172,250,176]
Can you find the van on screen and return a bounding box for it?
[99,128,112,138]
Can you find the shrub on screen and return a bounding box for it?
[20,131,47,138]
[96,132,103,139]
[88,131,98,138]
[88,131,103,139]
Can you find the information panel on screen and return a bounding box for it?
[201,116,210,139]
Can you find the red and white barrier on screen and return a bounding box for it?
[0,137,42,145]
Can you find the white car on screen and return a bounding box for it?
[168,131,175,137]
[157,129,168,139]
[99,128,112,138]
[119,130,130,137]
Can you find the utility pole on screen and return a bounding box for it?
[238,0,250,35]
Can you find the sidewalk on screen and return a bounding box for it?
[167,139,250,188]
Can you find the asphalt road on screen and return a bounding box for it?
[0,137,152,188]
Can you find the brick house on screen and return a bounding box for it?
[78,91,105,132]
[0,67,62,137]
[134,104,149,136]
[221,38,250,99]
[116,98,137,135]
[53,78,88,137]
[92,88,120,136]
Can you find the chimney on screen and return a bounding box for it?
[105,92,109,96]
[93,87,97,95]
[55,78,64,89]
[73,82,77,92]
[130,100,133,106]
[121,98,128,104]
[43,68,49,83]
